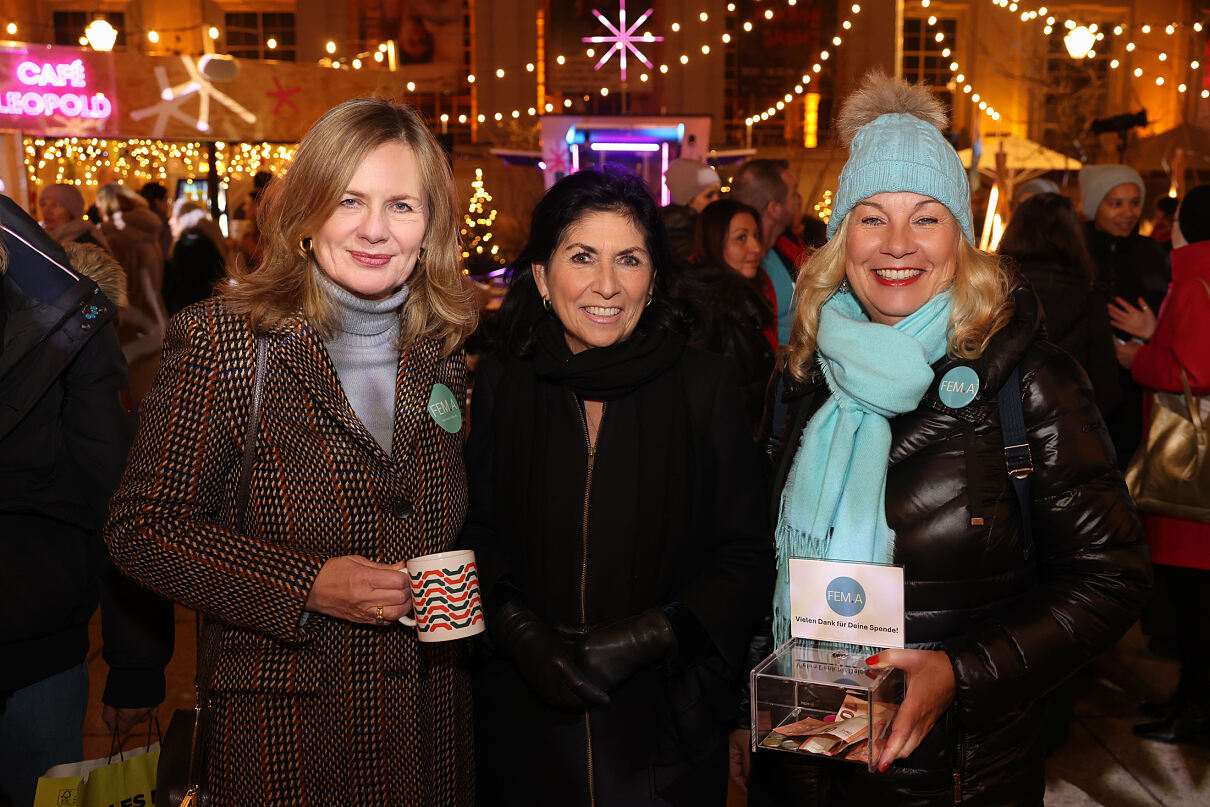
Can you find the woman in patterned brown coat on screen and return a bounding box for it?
[105,99,478,805]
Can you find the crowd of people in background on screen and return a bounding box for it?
[4,75,1210,805]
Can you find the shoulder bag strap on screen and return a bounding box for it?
[195,335,270,703]
[997,366,1035,560]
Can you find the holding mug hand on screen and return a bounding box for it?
[1108,296,1157,340]
[865,649,956,772]
[305,555,413,624]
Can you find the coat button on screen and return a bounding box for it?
[390,498,414,519]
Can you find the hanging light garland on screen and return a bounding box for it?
[24,137,296,190]
[741,4,863,126]
[975,0,1207,95]
[915,15,1001,122]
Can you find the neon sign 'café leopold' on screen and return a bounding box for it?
[0,41,421,213]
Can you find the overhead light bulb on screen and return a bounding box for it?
[84,19,118,51]
[1064,26,1095,59]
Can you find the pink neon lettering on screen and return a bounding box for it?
[4,59,106,117]
[16,59,87,88]
[15,62,38,84]
[0,90,111,119]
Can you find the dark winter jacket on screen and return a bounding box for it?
[1085,222,1171,467]
[462,345,774,806]
[676,260,776,433]
[662,203,698,268]
[1084,223,1170,317]
[1012,257,1122,421]
[164,228,227,316]
[0,198,172,705]
[756,288,1151,805]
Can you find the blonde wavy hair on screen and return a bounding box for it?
[224,97,476,357]
[783,213,1016,383]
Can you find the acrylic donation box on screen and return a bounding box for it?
[750,640,905,770]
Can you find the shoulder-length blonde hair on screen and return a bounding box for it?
[783,213,1016,383]
[224,97,476,357]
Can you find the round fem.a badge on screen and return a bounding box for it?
[938,366,980,409]
[427,383,463,433]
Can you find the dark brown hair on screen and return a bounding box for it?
[999,192,1096,281]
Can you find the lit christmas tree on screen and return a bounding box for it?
[461,168,506,276]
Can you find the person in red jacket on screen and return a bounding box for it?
[1112,183,1210,745]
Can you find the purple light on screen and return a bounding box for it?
[589,141,660,152]
[582,0,663,82]
[660,143,670,206]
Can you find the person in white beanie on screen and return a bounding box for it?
[661,157,721,267]
[1079,163,1170,468]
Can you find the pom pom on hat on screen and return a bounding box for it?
[40,183,85,221]
[664,158,720,207]
[1079,164,1145,219]
[829,73,973,242]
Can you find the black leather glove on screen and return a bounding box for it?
[569,608,677,692]
[489,601,610,711]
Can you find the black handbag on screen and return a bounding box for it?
[157,336,269,807]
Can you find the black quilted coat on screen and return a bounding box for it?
[751,288,1151,806]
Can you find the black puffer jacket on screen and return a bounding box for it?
[757,288,1151,805]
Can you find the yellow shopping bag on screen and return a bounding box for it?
[33,733,160,807]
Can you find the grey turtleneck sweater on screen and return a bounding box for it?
[315,270,410,456]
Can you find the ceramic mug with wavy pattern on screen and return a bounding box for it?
[399,549,486,641]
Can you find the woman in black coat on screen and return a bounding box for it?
[747,74,1150,806]
[460,170,774,806]
[675,198,775,434]
[999,192,1122,420]
[1079,164,1171,467]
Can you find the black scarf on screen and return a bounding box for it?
[531,315,686,400]
[493,319,694,623]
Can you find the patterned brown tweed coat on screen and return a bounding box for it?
[105,297,473,806]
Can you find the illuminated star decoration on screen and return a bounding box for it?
[130,55,256,137]
[266,76,301,116]
[581,0,662,82]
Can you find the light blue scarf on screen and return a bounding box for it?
[772,289,953,646]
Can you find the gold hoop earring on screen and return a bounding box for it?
[645,295,654,308]
[542,296,552,310]
[417,247,426,263]
[298,237,312,257]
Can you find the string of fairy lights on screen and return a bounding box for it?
[4,1,837,127]
[911,0,1210,134]
[14,0,1210,177]
[977,0,1210,98]
[24,138,296,189]
[743,4,864,127]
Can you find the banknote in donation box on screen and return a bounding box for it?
[750,640,904,771]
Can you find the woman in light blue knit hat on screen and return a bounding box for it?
[744,74,1150,805]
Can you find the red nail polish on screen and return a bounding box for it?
[879,760,890,772]
[866,654,879,666]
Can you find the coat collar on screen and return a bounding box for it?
[266,314,441,471]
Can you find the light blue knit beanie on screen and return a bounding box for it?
[828,76,974,243]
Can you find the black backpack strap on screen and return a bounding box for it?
[997,366,1034,560]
